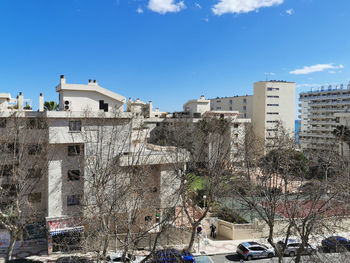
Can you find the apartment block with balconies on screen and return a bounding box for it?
[299,83,350,154]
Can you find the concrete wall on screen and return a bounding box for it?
[210,96,253,119]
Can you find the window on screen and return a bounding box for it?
[216,107,221,110]
[28,144,42,155]
[28,193,41,203]
[267,95,279,98]
[67,195,80,206]
[229,100,232,104]
[99,100,109,112]
[267,104,279,106]
[27,119,46,129]
[28,168,42,178]
[0,118,6,128]
[267,120,279,123]
[216,100,221,103]
[243,106,246,111]
[267,112,279,115]
[234,124,239,128]
[69,121,81,132]
[229,107,232,111]
[68,145,82,156]
[211,107,214,111]
[267,129,278,132]
[68,170,81,181]
[1,184,16,197]
[0,165,14,177]
[267,87,279,91]
[243,98,247,104]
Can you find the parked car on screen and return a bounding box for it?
[236,242,275,261]
[107,252,145,263]
[321,236,350,253]
[277,239,315,257]
[155,248,195,263]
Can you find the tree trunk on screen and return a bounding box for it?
[187,224,198,252]
[6,234,16,261]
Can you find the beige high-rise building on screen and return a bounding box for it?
[252,81,296,148]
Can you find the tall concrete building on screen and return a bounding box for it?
[299,83,350,154]
[209,95,253,118]
[252,81,296,148]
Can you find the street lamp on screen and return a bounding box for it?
[203,195,207,210]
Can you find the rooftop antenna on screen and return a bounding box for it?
[264,73,270,81]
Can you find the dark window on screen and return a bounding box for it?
[267,87,280,91]
[267,95,279,98]
[68,170,81,181]
[28,168,42,178]
[267,112,279,115]
[67,195,80,206]
[28,192,41,203]
[68,145,81,156]
[99,100,109,112]
[0,165,14,177]
[267,120,279,123]
[27,119,46,129]
[267,104,279,106]
[234,124,239,128]
[28,144,42,155]
[243,98,247,103]
[1,184,16,197]
[243,106,246,110]
[229,107,232,111]
[229,100,232,104]
[69,121,81,132]
[0,118,7,128]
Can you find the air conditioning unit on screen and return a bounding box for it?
[64,100,71,111]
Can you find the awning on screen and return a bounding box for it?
[50,226,84,236]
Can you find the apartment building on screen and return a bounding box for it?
[145,96,250,165]
[253,81,296,148]
[209,95,253,118]
[299,83,350,154]
[0,76,184,254]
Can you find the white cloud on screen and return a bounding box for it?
[136,7,144,13]
[203,17,209,22]
[148,0,186,14]
[195,2,202,8]
[290,63,344,75]
[212,0,284,15]
[285,8,294,15]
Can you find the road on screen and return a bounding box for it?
[195,252,350,263]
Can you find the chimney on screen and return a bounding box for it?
[18,92,24,110]
[93,80,98,85]
[200,95,205,100]
[39,93,44,112]
[60,75,66,85]
[88,79,92,84]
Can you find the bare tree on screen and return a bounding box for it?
[0,112,49,260]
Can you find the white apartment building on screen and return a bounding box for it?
[183,95,210,118]
[0,76,184,255]
[253,81,296,148]
[209,95,253,118]
[299,83,350,154]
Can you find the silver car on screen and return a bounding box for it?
[277,239,315,257]
[236,242,275,261]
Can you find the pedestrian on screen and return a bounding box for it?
[210,224,216,238]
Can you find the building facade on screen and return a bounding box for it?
[252,81,296,149]
[299,83,350,154]
[209,95,253,119]
[0,76,184,255]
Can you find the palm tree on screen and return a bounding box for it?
[44,101,58,111]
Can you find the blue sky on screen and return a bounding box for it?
[0,0,349,115]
